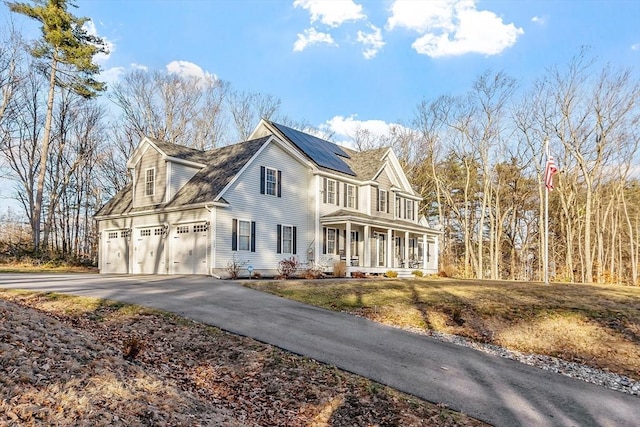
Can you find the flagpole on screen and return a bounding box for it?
[544,138,549,285]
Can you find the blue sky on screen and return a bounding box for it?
[6,0,639,138]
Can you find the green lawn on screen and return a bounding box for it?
[245,277,640,380]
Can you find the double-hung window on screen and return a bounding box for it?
[277,224,297,254]
[327,179,336,204]
[350,231,358,255]
[232,219,255,252]
[327,228,336,254]
[265,168,277,195]
[405,200,415,220]
[260,166,281,197]
[395,196,401,218]
[145,168,155,196]
[378,189,387,212]
[346,184,356,208]
[238,220,251,251]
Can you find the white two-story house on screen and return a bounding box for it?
[95,119,440,277]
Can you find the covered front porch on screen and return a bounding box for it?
[317,211,440,276]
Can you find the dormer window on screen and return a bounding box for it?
[406,199,415,220]
[145,168,155,196]
[377,189,388,213]
[346,184,357,208]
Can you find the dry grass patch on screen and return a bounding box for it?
[0,261,97,273]
[245,278,640,380]
[0,290,485,427]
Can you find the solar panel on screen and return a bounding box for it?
[272,123,356,176]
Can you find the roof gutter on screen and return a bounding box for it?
[94,201,229,220]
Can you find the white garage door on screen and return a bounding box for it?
[135,226,166,274]
[170,223,208,275]
[102,230,130,274]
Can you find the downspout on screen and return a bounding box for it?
[204,204,220,278]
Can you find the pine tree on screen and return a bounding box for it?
[7,0,107,251]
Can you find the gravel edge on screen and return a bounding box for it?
[400,323,639,396]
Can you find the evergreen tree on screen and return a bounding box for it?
[7,0,107,251]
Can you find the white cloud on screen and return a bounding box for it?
[531,15,547,25]
[387,0,455,33]
[357,24,385,59]
[100,66,125,86]
[131,63,149,71]
[83,20,114,64]
[386,0,524,57]
[166,60,216,82]
[293,0,365,27]
[293,27,337,52]
[632,43,640,51]
[323,115,407,148]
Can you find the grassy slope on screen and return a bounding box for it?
[245,278,640,380]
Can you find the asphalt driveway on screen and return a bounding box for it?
[0,273,638,427]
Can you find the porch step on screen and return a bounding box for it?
[396,270,414,279]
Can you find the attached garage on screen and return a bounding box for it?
[135,226,166,274]
[170,223,208,275]
[102,229,130,274]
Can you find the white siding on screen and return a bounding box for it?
[169,162,201,200]
[133,148,166,207]
[214,141,311,276]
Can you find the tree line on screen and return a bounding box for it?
[1,2,638,284]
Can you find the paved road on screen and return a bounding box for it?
[1,274,638,427]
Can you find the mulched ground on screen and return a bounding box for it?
[0,292,486,426]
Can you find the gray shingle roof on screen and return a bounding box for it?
[147,137,208,162]
[95,182,133,217]
[97,124,395,219]
[341,146,389,180]
[95,136,268,217]
[166,137,268,207]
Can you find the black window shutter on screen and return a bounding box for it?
[336,182,340,206]
[323,178,327,203]
[355,188,359,209]
[344,184,348,207]
[277,224,282,254]
[293,227,297,254]
[376,189,379,212]
[232,219,238,251]
[250,221,256,252]
[277,170,282,197]
[322,227,327,254]
[260,166,265,194]
[386,192,390,213]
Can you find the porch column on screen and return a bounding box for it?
[345,222,352,266]
[423,233,428,270]
[433,235,439,271]
[314,175,321,266]
[387,228,393,268]
[404,231,410,267]
[364,225,370,267]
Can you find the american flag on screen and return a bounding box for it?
[544,156,558,190]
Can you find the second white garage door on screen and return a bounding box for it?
[135,226,166,274]
[170,223,208,275]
